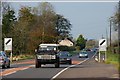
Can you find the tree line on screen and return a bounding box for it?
[2,2,72,55]
[109,3,120,54]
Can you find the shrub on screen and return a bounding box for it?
[58,46,76,51]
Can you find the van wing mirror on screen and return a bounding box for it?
[35,49,37,53]
[68,54,72,57]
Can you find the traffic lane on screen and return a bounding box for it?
[1,52,91,78]
[0,59,35,73]
[2,51,88,70]
[55,58,119,79]
[0,59,35,76]
[1,55,83,71]
[87,51,96,58]
[1,58,83,78]
[3,64,71,78]
[3,57,88,79]
[0,51,94,73]
[72,51,95,61]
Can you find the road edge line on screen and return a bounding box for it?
[92,51,98,59]
[4,71,16,76]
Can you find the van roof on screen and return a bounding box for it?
[39,44,59,47]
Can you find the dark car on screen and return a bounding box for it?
[83,48,91,52]
[58,51,72,65]
[0,51,10,68]
[91,48,99,53]
[35,50,60,68]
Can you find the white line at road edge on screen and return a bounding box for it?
[51,58,89,80]
[4,71,17,76]
[92,51,98,59]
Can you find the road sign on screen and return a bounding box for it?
[4,38,12,51]
[99,39,107,51]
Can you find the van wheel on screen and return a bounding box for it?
[7,61,10,68]
[69,60,72,65]
[2,65,5,69]
[35,60,39,68]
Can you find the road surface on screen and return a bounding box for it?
[0,51,119,80]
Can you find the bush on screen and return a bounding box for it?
[106,51,119,70]
[58,46,76,51]
[75,46,80,51]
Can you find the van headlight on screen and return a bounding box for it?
[51,55,56,59]
[67,58,70,60]
[79,54,82,56]
[37,55,41,59]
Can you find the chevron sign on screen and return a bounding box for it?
[4,38,12,50]
[99,39,107,51]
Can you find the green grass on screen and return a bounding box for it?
[106,51,119,70]
[12,54,35,61]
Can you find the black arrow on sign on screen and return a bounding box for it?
[6,39,11,45]
[100,40,105,46]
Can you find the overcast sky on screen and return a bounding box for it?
[5,1,118,40]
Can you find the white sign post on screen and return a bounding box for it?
[4,38,12,62]
[99,39,107,62]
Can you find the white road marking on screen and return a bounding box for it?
[51,58,89,80]
[29,65,35,67]
[4,71,16,76]
[20,67,29,71]
[2,65,34,76]
[52,52,97,79]
[111,74,119,78]
[51,67,68,79]
[2,68,16,73]
[92,51,98,59]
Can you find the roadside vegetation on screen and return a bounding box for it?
[106,2,120,70]
[12,54,35,61]
[2,2,88,59]
[106,51,119,70]
[2,2,72,55]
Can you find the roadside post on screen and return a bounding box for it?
[99,39,107,62]
[4,38,12,62]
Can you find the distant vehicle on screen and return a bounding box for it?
[83,48,91,52]
[35,44,60,68]
[58,51,72,65]
[0,51,10,68]
[79,51,88,58]
[91,48,98,53]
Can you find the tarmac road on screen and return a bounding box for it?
[1,51,119,80]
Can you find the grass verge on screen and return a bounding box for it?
[12,54,35,61]
[105,51,120,70]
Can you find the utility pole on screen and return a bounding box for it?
[118,1,120,76]
[118,1,120,54]
[109,18,112,52]
[106,28,108,50]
